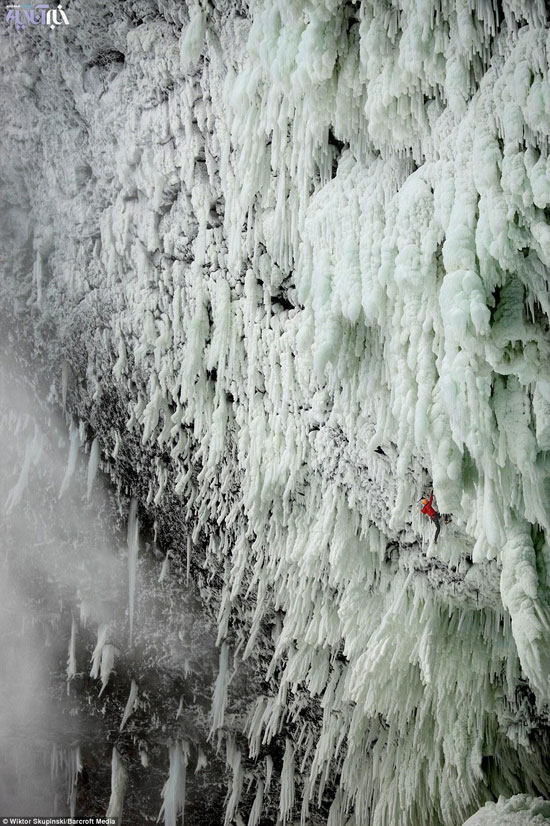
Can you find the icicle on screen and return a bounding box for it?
[61,360,68,408]
[99,643,117,696]
[195,749,207,774]
[120,680,138,731]
[264,756,273,794]
[279,739,295,824]
[33,251,42,306]
[210,642,229,735]
[127,498,139,645]
[113,338,127,380]
[106,748,127,822]
[90,624,109,679]
[112,430,122,459]
[66,617,77,691]
[51,745,81,818]
[68,746,82,818]
[90,625,117,696]
[59,421,80,498]
[159,552,171,583]
[224,735,244,826]
[186,535,191,585]
[247,778,264,826]
[86,436,100,499]
[158,742,189,826]
[327,789,345,826]
[50,744,60,782]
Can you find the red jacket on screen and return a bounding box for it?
[421,492,437,520]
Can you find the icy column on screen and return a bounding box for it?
[127,498,139,645]
[120,679,138,731]
[66,617,77,692]
[51,745,82,818]
[158,741,189,826]
[210,641,229,735]
[279,739,295,824]
[59,421,80,498]
[86,436,100,500]
[106,747,127,822]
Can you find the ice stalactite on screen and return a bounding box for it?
[120,679,138,732]
[106,747,127,822]
[33,252,42,308]
[158,741,190,826]
[127,498,139,646]
[195,749,207,774]
[224,735,244,826]
[89,624,109,680]
[86,436,100,500]
[159,551,171,583]
[279,739,295,825]
[210,641,229,736]
[66,617,77,691]
[500,522,550,703]
[98,644,117,697]
[60,361,68,410]
[90,624,117,695]
[51,745,82,819]
[59,421,81,499]
[246,778,263,826]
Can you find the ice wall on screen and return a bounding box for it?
[2,0,550,824]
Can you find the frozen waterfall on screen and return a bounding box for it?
[2,0,550,824]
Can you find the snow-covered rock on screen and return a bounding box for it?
[463,795,550,825]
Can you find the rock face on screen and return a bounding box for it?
[2,1,550,824]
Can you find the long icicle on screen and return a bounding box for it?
[127,498,139,646]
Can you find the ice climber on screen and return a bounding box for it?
[420,491,441,543]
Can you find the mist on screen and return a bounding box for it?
[0,351,230,820]
[0,352,125,814]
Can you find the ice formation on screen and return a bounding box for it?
[66,617,78,687]
[127,497,140,646]
[158,741,190,826]
[106,747,127,822]
[51,745,82,819]
[2,0,550,823]
[462,795,550,825]
[119,679,138,732]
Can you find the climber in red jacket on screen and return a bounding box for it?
[421,492,441,542]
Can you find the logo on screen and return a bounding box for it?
[5,3,69,30]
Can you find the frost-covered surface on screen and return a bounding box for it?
[2,0,550,823]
